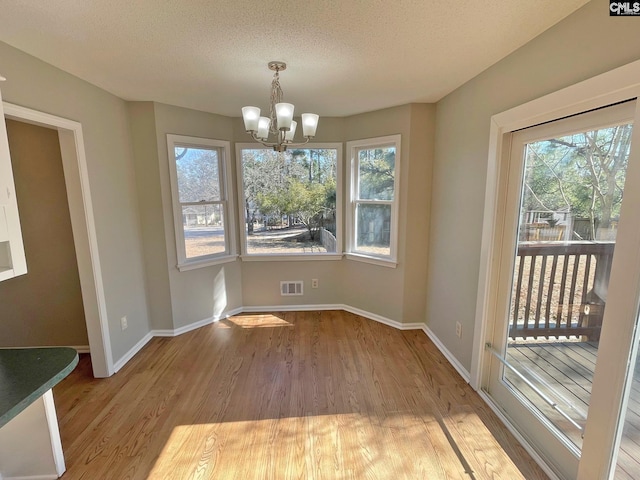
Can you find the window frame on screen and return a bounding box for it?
[346,134,401,267]
[167,134,237,271]
[235,142,343,261]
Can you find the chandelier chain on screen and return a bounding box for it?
[269,70,283,135]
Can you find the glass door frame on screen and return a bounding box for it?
[471,59,640,480]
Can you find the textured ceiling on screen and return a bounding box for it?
[0,0,589,117]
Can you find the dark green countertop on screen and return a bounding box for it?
[0,347,78,428]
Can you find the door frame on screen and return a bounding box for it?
[471,58,640,478]
[3,101,114,377]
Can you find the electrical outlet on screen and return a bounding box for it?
[455,321,462,338]
[121,316,128,331]
[311,278,319,288]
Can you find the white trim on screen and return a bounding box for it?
[152,307,243,336]
[477,390,562,480]
[340,304,422,330]
[473,58,640,479]
[114,308,245,368]
[111,304,427,372]
[0,91,27,280]
[344,252,398,268]
[345,134,401,264]
[42,390,65,477]
[1,476,58,480]
[243,304,422,331]
[177,254,238,271]
[241,304,345,314]
[473,58,640,387]
[3,102,113,378]
[240,254,343,262]
[151,316,216,337]
[235,142,343,258]
[166,134,237,269]
[422,325,471,382]
[113,332,153,373]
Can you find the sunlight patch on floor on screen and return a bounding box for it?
[227,314,293,329]
[146,412,455,479]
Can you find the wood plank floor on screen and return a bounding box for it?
[53,311,548,479]
[507,341,640,479]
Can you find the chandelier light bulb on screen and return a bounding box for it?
[275,103,294,131]
[242,62,319,152]
[301,113,319,138]
[242,106,261,132]
[257,117,271,140]
[284,121,297,142]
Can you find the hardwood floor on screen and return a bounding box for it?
[53,311,548,479]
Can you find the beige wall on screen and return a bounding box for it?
[133,103,434,327]
[341,105,410,321]
[426,0,640,370]
[0,120,88,346]
[130,102,244,332]
[128,102,173,330]
[238,104,434,323]
[0,41,150,361]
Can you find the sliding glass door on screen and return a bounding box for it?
[483,100,640,479]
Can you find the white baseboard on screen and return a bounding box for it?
[102,305,557,479]
[340,304,424,331]
[422,325,471,382]
[1,476,58,480]
[242,304,424,332]
[111,305,455,388]
[241,304,344,313]
[113,307,245,371]
[152,307,244,337]
[152,316,214,337]
[70,345,90,354]
[113,332,153,373]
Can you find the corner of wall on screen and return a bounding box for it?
[127,101,174,332]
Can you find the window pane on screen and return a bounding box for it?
[241,148,338,255]
[358,146,395,200]
[504,122,632,449]
[356,203,391,256]
[175,147,221,203]
[183,204,226,258]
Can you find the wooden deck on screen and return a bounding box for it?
[506,341,640,479]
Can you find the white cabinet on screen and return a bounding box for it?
[0,77,27,281]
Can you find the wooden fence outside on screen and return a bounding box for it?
[320,227,337,253]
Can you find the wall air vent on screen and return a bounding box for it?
[280,281,303,296]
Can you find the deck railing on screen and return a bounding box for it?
[509,241,615,341]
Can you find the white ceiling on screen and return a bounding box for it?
[0,1,589,117]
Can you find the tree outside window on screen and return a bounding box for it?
[167,135,234,269]
[347,135,401,264]
[238,146,340,256]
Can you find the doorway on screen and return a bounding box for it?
[484,101,635,478]
[472,59,640,479]
[0,119,89,347]
[2,100,113,377]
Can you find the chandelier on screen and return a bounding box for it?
[241,61,319,152]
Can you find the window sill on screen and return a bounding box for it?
[345,253,397,268]
[240,254,343,262]
[177,254,239,272]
